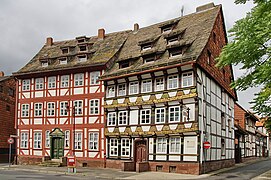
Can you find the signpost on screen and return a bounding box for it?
[203,141,211,149]
[67,155,76,173]
[7,137,14,167]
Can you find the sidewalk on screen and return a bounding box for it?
[0,158,269,180]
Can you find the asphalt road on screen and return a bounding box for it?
[203,159,271,180]
[0,169,107,180]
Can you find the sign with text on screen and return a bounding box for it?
[67,156,76,167]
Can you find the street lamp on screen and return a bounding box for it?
[66,104,76,156]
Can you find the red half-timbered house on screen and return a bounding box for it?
[13,30,130,167]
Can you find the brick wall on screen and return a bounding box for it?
[0,77,16,162]
[197,8,236,100]
[234,103,246,129]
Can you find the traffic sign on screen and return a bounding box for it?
[203,141,211,149]
[7,137,14,144]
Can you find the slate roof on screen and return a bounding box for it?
[101,4,222,79]
[14,3,222,79]
[13,30,131,76]
[0,76,11,82]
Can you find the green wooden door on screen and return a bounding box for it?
[52,137,64,159]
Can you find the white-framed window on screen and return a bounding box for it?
[221,139,226,156]
[59,57,67,64]
[107,112,116,126]
[90,99,99,115]
[41,61,48,67]
[35,78,44,90]
[169,106,180,122]
[155,77,164,91]
[110,139,118,156]
[60,101,68,116]
[22,79,30,91]
[74,73,84,86]
[34,132,42,149]
[89,132,99,151]
[47,102,55,116]
[107,85,115,98]
[182,72,193,87]
[61,75,69,88]
[34,103,43,117]
[118,83,126,96]
[45,130,50,148]
[157,137,167,153]
[20,132,28,148]
[121,139,130,157]
[21,104,29,117]
[140,109,151,124]
[169,137,180,153]
[90,71,100,85]
[48,76,56,89]
[75,132,82,150]
[142,79,152,93]
[78,55,87,62]
[129,81,138,95]
[65,130,70,148]
[74,100,83,115]
[155,108,165,123]
[168,74,178,89]
[118,111,128,125]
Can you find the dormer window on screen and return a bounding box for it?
[41,60,48,67]
[79,45,87,52]
[162,25,173,33]
[62,48,69,54]
[141,44,152,51]
[143,55,155,63]
[78,55,87,62]
[167,36,179,44]
[59,57,67,65]
[169,48,182,57]
[119,61,130,69]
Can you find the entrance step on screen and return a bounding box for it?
[38,160,61,167]
[51,159,61,163]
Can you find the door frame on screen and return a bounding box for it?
[134,139,148,163]
[49,128,65,159]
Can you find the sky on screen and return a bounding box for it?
[0,0,258,110]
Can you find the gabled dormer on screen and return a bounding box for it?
[39,58,49,67]
[164,28,186,45]
[138,36,160,52]
[76,36,89,44]
[159,19,179,34]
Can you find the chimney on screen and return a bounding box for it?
[98,28,105,39]
[0,71,4,77]
[134,23,139,32]
[196,3,215,12]
[46,37,53,46]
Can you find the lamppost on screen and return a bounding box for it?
[66,103,76,173]
[66,104,76,156]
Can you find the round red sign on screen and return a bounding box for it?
[7,137,14,144]
[203,141,211,149]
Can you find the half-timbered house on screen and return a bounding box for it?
[100,3,237,174]
[13,30,130,167]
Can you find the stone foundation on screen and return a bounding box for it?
[200,159,235,173]
[76,159,105,168]
[17,156,42,165]
[149,161,200,175]
[242,156,257,163]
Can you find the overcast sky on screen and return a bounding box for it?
[0,0,258,110]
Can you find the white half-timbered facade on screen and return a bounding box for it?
[101,3,237,174]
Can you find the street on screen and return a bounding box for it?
[0,159,271,180]
[204,159,271,180]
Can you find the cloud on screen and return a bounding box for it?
[0,0,255,110]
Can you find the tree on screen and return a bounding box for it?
[217,0,271,118]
